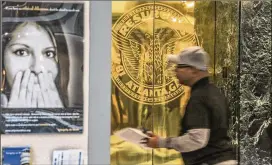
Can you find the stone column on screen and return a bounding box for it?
[240,1,272,164]
[214,2,239,151]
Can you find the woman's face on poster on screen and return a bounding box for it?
[4,22,58,86]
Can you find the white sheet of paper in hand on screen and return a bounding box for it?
[114,128,151,149]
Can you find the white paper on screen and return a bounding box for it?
[52,149,83,165]
[114,128,151,149]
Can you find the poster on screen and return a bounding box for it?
[0,1,85,134]
[2,146,31,165]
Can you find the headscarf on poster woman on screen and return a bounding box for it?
[1,9,70,108]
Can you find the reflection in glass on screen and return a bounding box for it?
[111,2,154,164]
[111,1,214,165]
[152,1,197,165]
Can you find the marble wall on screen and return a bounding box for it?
[195,1,239,147]
[196,1,271,164]
[240,1,272,164]
[214,2,239,150]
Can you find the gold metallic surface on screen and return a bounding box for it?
[112,2,197,105]
[111,1,201,165]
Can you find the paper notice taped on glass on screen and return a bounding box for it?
[114,128,151,149]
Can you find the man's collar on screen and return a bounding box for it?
[191,77,210,91]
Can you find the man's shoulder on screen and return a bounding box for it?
[190,83,226,104]
[191,83,216,96]
[195,83,223,95]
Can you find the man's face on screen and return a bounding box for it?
[175,65,193,86]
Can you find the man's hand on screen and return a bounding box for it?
[141,132,159,148]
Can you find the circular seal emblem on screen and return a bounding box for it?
[112,3,198,105]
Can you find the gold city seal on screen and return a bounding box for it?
[112,3,198,105]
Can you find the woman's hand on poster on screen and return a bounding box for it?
[7,69,35,108]
[1,93,8,107]
[38,72,63,108]
[6,69,63,108]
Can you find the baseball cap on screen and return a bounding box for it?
[167,46,210,71]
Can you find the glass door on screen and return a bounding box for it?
[110,1,240,165]
[111,2,154,164]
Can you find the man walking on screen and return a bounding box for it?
[142,46,237,165]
